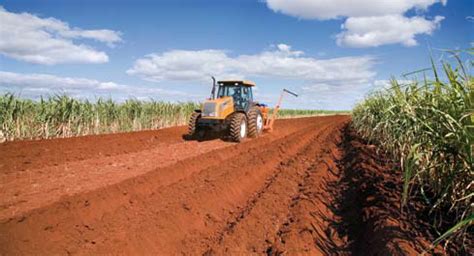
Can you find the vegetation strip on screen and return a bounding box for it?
[0,93,344,141]
[352,54,473,251]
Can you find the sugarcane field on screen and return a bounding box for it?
[0,1,472,255]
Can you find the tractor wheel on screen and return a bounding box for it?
[229,113,247,142]
[247,107,263,138]
[187,112,201,137]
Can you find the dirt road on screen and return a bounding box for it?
[0,116,442,255]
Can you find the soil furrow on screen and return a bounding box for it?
[0,116,349,255]
[1,115,442,255]
[0,117,319,220]
[206,119,346,255]
[269,126,346,255]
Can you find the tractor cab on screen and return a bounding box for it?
[216,80,255,111]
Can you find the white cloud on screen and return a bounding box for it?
[265,0,446,47]
[0,6,122,65]
[337,15,444,47]
[127,44,376,86]
[0,71,190,101]
[127,49,235,82]
[0,71,122,91]
[127,44,377,110]
[299,79,419,110]
[373,80,394,89]
[373,79,415,89]
[265,0,445,20]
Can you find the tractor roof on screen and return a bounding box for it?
[218,80,256,87]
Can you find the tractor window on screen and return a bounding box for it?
[217,85,241,98]
[242,87,253,101]
[217,85,247,109]
[242,87,250,109]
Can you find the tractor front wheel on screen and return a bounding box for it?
[187,112,201,137]
[229,113,247,142]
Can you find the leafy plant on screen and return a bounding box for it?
[352,51,473,249]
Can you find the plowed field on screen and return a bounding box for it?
[0,116,443,255]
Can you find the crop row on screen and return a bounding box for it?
[352,54,473,249]
[0,94,334,141]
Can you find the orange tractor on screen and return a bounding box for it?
[188,78,298,142]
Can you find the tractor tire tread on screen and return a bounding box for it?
[247,106,262,138]
[188,112,201,136]
[229,112,246,142]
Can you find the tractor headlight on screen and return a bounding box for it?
[202,102,217,117]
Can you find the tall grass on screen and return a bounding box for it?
[0,94,336,141]
[0,94,199,141]
[352,53,473,247]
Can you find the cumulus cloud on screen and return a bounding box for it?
[300,78,419,109]
[301,82,372,109]
[337,15,444,47]
[127,44,378,110]
[0,71,123,91]
[372,79,416,89]
[0,71,189,100]
[0,6,122,65]
[127,44,376,86]
[265,0,446,47]
[266,0,445,20]
[127,49,235,82]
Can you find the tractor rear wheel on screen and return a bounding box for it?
[247,107,263,138]
[229,113,247,142]
[187,112,201,137]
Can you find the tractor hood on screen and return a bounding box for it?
[201,96,234,119]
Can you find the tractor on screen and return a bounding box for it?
[187,77,297,142]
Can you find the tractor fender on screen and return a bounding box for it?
[224,110,247,124]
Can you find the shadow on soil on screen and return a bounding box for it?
[182,131,232,142]
[320,125,442,256]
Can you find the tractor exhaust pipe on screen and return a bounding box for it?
[210,76,216,99]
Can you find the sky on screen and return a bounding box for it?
[0,0,472,110]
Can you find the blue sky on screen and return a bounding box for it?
[0,0,472,110]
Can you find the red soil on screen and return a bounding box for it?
[0,116,449,255]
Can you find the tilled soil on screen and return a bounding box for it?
[0,116,446,255]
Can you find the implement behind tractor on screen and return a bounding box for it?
[188,78,297,142]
